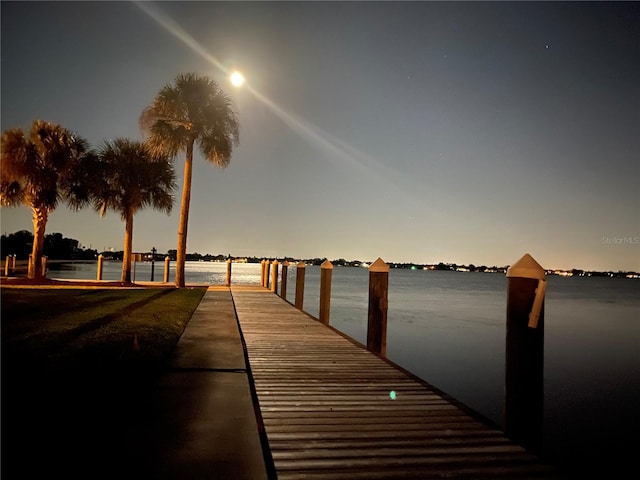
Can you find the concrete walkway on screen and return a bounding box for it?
[2,286,271,480]
[124,287,271,479]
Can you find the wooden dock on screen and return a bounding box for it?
[232,288,566,480]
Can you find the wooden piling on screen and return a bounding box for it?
[505,253,546,453]
[97,254,104,281]
[367,257,389,356]
[260,260,266,287]
[226,258,232,286]
[41,256,48,277]
[271,260,279,293]
[164,256,170,283]
[294,262,306,309]
[264,260,271,289]
[281,261,289,299]
[4,256,11,276]
[319,259,333,325]
[150,247,156,281]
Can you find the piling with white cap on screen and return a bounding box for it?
[295,262,306,309]
[319,259,333,325]
[281,261,290,299]
[367,258,389,356]
[505,253,546,453]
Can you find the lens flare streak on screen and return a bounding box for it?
[133,1,430,204]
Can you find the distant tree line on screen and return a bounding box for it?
[3,230,635,278]
[1,230,98,260]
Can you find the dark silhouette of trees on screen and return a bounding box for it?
[1,231,97,260]
[1,120,94,278]
[91,139,175,283]
[1,230,33,259]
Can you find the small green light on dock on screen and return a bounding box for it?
[389,390,397,400]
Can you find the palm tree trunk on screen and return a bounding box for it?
[29,207,47,280]
[175,141,194,287]
[122,211,134,283]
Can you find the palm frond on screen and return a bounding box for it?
[1,120,92,212]
[94,138,176,221]
[1,129,30,205]
[140,73,240,167]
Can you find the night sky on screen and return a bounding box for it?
[2,1,639,271]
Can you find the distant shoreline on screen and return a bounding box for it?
[2,257,638,280]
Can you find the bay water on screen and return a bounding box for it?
[47,260,639,477]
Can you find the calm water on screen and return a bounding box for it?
[48,260,639,477]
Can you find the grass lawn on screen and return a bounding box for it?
[1,286,207,374]
[1,286,208,478]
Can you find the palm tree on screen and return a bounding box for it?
[140,73,239,287]
[1,120,92,279]
[93,138,176,283]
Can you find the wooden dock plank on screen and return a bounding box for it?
[232,290,565,479]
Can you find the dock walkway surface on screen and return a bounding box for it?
[232,288,566,480]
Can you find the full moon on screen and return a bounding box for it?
[230,71,245,87]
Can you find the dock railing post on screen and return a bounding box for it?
[150,247,156,281]
[260,259,266,287]
[295,262,306,309]
[271,260,279,293]
[5,256,11,276]
[264,260,271,289]
[319,259,333,325]
[367,258,389,356]
[97,254,104,281]
[505,253,546,453]
[41,256,48,278]
[281,261,289,299]
[163,256,170,283]
[226,258,232,286]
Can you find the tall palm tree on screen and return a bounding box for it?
[93,138,176,283]
[1,120,92,279]
[140,73,239,287]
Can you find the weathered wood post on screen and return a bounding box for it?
[295,261,306,309]
[97,254,104,281]
[150,247,156,281]
[260,259,266,287]
[5,256,12,276]
[319,259,333,325]
[505,253,546,453]
[132,253,138,283]
[41,256,48,277]
[271,260,279,293]
[281,261,289,299]
[264,260,271,289]
[11,255,16,274]
[226,258,232,286]
[367,258,389,356]
[163,256,170,283]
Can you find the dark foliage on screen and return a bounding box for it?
[1,230,97,260]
